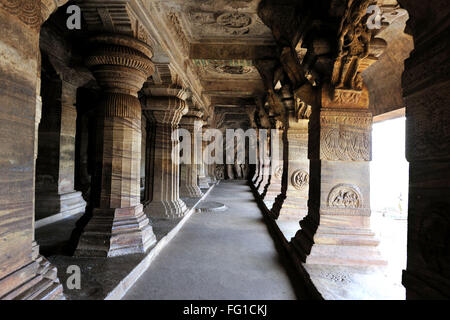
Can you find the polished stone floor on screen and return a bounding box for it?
[124,180,297,300]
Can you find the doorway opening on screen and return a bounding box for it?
[370,116,409,298]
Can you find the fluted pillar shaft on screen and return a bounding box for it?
[75,35,156,257]
[144,95,188,219]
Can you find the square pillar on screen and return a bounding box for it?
[35,78,86,224]
[179,106,203,198]
[0,2,64,300]
[292,85,385,266]
[143,90,188,219]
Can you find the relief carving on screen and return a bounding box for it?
[215,164,225,180]
[328,184,362,209]
[167,11,190,54]
[190,11,252,36]
[291,170,309,190]
[331,0,372,91]
[0,0,42,29]
[320,127,370,161]
[274,165,283,180]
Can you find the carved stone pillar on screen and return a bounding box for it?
[0,0,68,300]
[263,119,284,208]
[198,124,211,188]
[179,106,203,198]
[257,132,271,196]
[398,0,450,299]
[276,116,310,218]
[75,35,156,257]
[143,90,188,219]
[292,84,384,266]
[251,129,261,185]
[35,77,86,224]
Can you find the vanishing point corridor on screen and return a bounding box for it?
[124,181,297,300]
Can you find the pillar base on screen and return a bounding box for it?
[198,176,210,189]
[180,184,203,198]
[75,204,156,257]
[291,215,386,266]
[0,256,65,300]
[35,191,86,224]
[145,199,187,219]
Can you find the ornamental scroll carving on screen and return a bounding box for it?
[328,184,362,209]
[320,111,372,161]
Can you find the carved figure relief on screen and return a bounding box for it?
[215,164,225,180]
[189,11,252,36]
[328,184,362,209]
[291,170,309,190]
[332,0,373,91]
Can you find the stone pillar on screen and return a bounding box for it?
[198,124,211,188]
[257,132,271,196]
[75,35,156,257]
[179,106,203,198]
[292,84,384,266]
[399,0,450,299]
[276,116,310,218]
[251,129,260,185]
[35,78,86,224]
[0,0,66,300]
[263,127,284,208]
[143,91,188,219]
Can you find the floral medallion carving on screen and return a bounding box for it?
[291,170,309,190]
[274,165,283,180]
[328,184,362,209]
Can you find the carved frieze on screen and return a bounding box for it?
[328,184,362,209]
[319,110,372,161]
[189,10,256,36]
[167,10,190,54]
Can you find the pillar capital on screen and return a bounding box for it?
[85,34,155,97]
[144,95,188,126]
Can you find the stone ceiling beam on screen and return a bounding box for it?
[190,43,277,60]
